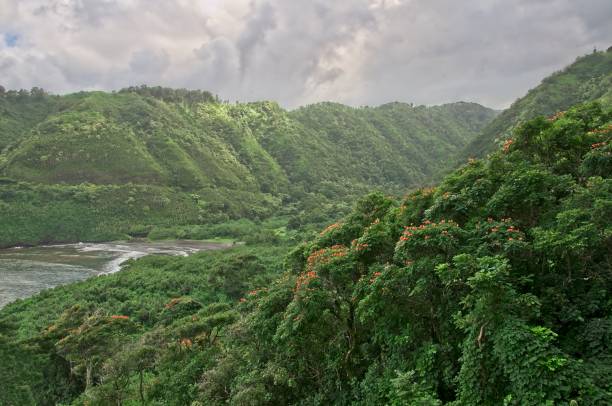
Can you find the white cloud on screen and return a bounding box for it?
[0,0,610,108]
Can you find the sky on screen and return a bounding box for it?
[0,0,611,109]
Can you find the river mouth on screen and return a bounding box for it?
[0,240,231,308]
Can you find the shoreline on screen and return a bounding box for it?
[0,239,235,308]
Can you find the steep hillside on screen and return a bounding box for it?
[0,91,495,193]
[284,101,495,191]
[461,49,612,160]
[0,88,496,246]
[223,100,497,198]
[0,92,281,190]
[0,90,60,151]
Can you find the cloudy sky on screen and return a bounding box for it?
[1,0,611,109]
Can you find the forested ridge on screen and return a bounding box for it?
[2,50,609,250]
[0,86,495,248]
[460,49,612,161]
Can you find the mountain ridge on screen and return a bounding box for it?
[0,90,498,195]
[460,49,612,160]
[0,90,496,247]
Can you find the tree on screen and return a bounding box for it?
[55,312,139,391]
[30,86,46,98]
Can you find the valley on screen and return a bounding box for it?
[0,48,610,405]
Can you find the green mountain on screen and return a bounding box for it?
[461,49,612,160]
[0,91,495,191]
[0,87,496,247]
[283,101,495,191]
[1,101,609,405]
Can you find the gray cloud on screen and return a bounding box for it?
[129,49,171,75]
[0,0,610,108]
[313,67,345,86]
[237,1,277,75]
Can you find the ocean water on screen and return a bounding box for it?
[0,240,230,307]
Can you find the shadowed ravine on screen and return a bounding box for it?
[0,240,230,307]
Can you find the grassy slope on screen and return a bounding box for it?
[1,93,495,192]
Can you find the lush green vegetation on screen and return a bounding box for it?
[460,49,612,161]
[1,102,610,405]
[1,51,611,405]
[0,244,289,405]
[0,86,495,247]
[0,90,495,192]
[0,180,287,247]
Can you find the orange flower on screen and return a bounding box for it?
[165,297,182,309]
[355,243,369,251]
[587,124,612,135]
[295,270,319,292]
[547,111,565,121]
[370,271,382,284]
[307,245,348,269]
[320,222,341,236]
